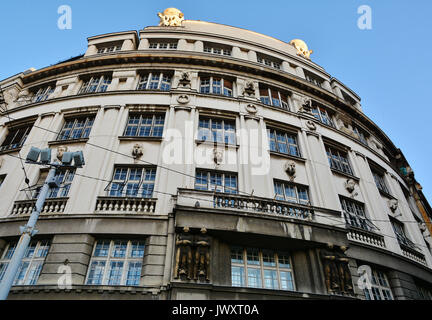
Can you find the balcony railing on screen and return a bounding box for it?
[95,196,156,214]
[10,198,68,216]
[400,243,427,265]
[347,226,386,248]
[175,189,313,221]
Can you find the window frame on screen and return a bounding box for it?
[0,124,33,152]
[136,72,172,91]
[230,247,295,291]
[97,45,122,54]
[340,197,373,231]
[32,86,54,103]
[79,75,112,94]
[57,116,95,141]
[203,45,232,56]
[257,56,281,70]
[371,169,390,195]
[85,240,145,286]
[326,145,354,176]
[259,87,290,110]
[195,170,238,194]
[363,269,394,300]
[199,76,233,97]
[0,240,50,286]
[123,113,165,138]
[273,180,310,205]
[197,117,237,145]
[33,168,76,199]
[267,128,301,157]
[108,166,156,198]
[311,106,334,127]
[149,42,178,50]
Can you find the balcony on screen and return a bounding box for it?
[347,226,386,249]
[399,242,427,265]
[175,188,313,221]
[94,196,157,214]
[10,198,69,216]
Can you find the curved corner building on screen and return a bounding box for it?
[0,8,431,300]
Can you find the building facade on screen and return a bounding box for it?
[0,8,431,300]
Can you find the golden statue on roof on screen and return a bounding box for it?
[290,39,313,60]
[158,8,184,27]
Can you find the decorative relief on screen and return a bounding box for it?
[178,72,191,89]
[174,227,211,282]
[298,96,312,113]
[306,120,317,131]
[245,104,258,115]
[289,39,313,60]
[56,146,68,161]
[132,144,144,159]
[284,161,296,181]
[213,148,223,165]
[243,81,256,97]
[388,198,398,213]
[177,94,190,105]
[157,8,184,27]
[320,244,354,295]
[345,179,358,197]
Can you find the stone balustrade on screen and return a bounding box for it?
[10,198,68,216]
[95,196,156,214]
[347,227,386,248]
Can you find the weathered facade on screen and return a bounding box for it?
[0,9,431,300]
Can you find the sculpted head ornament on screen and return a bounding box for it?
[290,39,313,59]
[157,8,184,27]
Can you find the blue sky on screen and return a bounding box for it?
[1,0,431,203]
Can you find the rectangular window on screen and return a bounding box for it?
[108,167,156,198]
[391,218,415,249]
[0,175,5,189]
[85,240,145,286]
[259,87,290,110]
[33,168,76,199]
[267,128,300,157]
[197,117,236,145]
[326,146,353,175]
[372,170,390,195]
[195,170,238,194]
[364,269,393,300]
[274,180,310,205]
[79,75,112,94]
[0,124,33,152]
[304,72,323,88]
[0,240,50,286]
[340,197,372,231]
[97,45,122,54]
[149,42,177,50]
[123,114,165,138]
[199,76,233,97]
[32,86,54,103]
[257,55,281,70]
[231,247,294,291]
[203,45,232,56]
[136,72,171,91]
[57,116,95,141]
[311,106,334,127]
[352,125,368,146]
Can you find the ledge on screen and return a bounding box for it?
[48,138,89,146]
[118,136,163,142]
[330,168,360,181]
[269,151,307,162]
[195,140,239,149]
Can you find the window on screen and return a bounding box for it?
[304,71,323,88]
[108,167,156,198]
[79,75,112,94]
[33,168,75,199]
[267,128,300,156]
[274,180,310,205]
[372,170,390,195]
[417,285,432,300]
[0,124,33,152]
[391,218,415,249]
[311,105,334,127]
[197,117,236,145]
[204,45,231,56]
[231,247,294,291]
[85,240,145,286]
[352,125,368,146]
[363,269,393,300]
[32,86,54,103]
[149,42,177,50]
[259,87,290,110]
[57,116,95,141]
[257,55,281,70]
[200,76,233,97]
[97,45,122,54]
[136,72,171,91]
[124,114,165,138]
[0,175,5,188]
[326,146,353,175]
[340,197,372,231]
[0,240,50,286]
[195,170,238,194]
